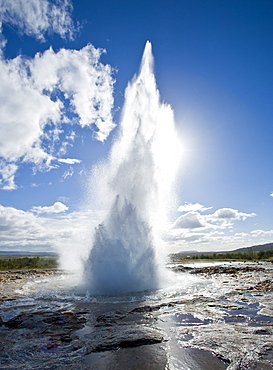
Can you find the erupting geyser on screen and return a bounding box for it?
[82,41,180,294]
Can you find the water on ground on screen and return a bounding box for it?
[1,261,273,369]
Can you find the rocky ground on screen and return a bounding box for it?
[0,263,273,369]
[0,269,64,302]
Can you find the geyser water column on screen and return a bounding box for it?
[83,41,180,294]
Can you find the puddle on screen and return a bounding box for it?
[174,313,212,326]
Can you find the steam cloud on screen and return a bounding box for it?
[81,42,181,294]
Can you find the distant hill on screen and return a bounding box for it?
[230,242,273,254]
[176,242,273,256]
[0,251,58,257]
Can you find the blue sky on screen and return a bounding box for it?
[0,0,272,254]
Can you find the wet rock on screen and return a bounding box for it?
[248,345,273,369]
[92,335,163,352]
[190,265,265,275]
[61,334,73,342]
[44,311,87,333]
[170,265,194,272]
[130,305,161,313]
[5,312,46,329]
[4,310,86,333]
[0,296,17,302]
[83,342,168,370]
[254,328,271,335]
[0,269,64,285]
[1,265,273,369]
[130,302,175,314]
[86,326,164,353]
[253,279,273,292]
[95,311,126,326]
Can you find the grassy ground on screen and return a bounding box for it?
[172,256,273,263]
[171,250,273,264]
[0,256,58,270]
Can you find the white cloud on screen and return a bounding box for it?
[0,161,18,190]
[165,222,273,253]
[250,229,273,238]
[166,205,259,253]
[1,204,43,237]
[30,183,41,187]
[270,192,273,197]
[0,45,115,189]
[177,202,212,213]
[0,203,106,270]
[211,208,256,221]
[164,230,206,243]
[173,212,203,229]
[31,201,68,214]
[62,166,74,180]
[0,0,115,190]
[30,45,115,137]
[0,0,75,42]
[58,158,81,164]
[0,55,60,162]
[57,131,76,156]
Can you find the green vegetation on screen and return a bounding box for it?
[256,250,273,261]
[172,249,273,263]
[0,256,58,270]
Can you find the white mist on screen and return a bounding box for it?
[82,41,181,294]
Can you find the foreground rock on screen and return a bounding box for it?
[0,264,273,369]
[0,269,63,284]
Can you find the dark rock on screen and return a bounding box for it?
[130,302,174,314]
[190,265,265,275]
[5,310,86,332]
[95,311,126,326]
[93,336,163,352]
[170,265,194,272]
[61,335,73,342]
[254,328,271,335]
[130,305,159,313]
[253,279,273,292]
[5,313,46,329]
[86,326,164,354]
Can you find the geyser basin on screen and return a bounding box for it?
[2,263,273,369]
[81,41,180,295]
